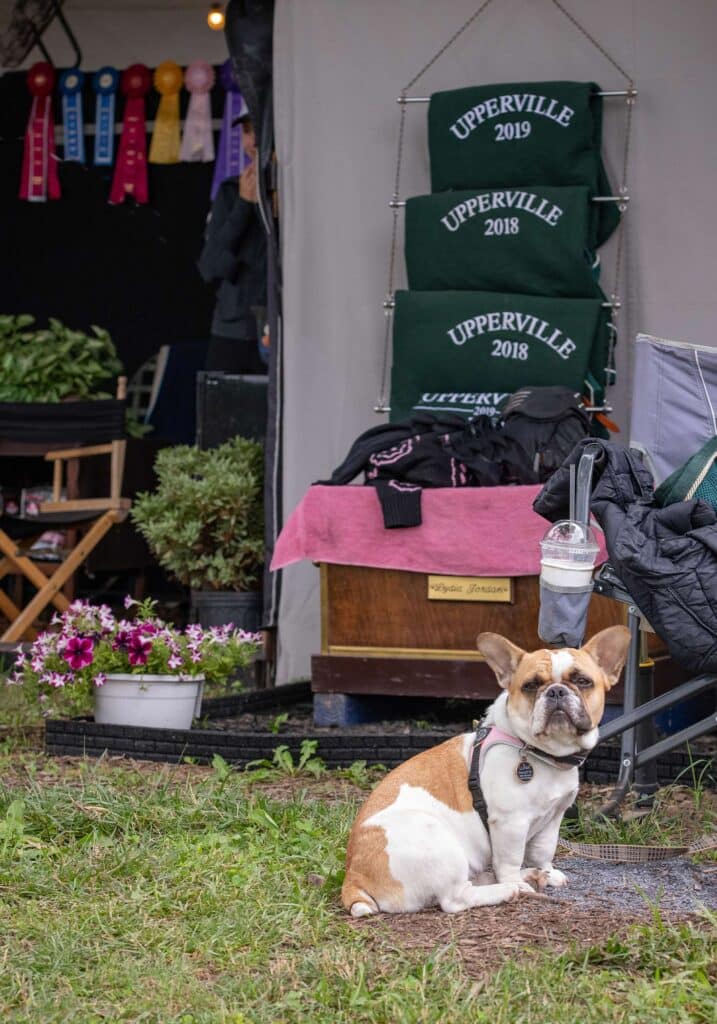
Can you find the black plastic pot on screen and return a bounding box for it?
[190,590,263,632]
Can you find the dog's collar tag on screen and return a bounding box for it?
[516,758,534,783]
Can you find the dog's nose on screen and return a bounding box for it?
[545,684,570,702]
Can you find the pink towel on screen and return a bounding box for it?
[272,484,607,577]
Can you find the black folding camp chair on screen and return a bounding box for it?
[568,444,717,813]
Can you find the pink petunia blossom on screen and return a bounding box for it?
[128,634,153,666]
[63,636,94,670]
[94,673,107,687]
[167,654,183,671]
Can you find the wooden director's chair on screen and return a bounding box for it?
[0,379,130,644]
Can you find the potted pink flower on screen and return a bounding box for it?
[9,597,261,729]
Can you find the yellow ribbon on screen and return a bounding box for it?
[149,61,183,164]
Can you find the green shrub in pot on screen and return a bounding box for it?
[0,314,123,401]
[131,438,264,598]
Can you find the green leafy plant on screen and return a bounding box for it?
[130,438,264,592]
[271,740,326,778]
[269,712,289,735]
[0,314,123,402]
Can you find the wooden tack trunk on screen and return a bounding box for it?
[311,563,657,702]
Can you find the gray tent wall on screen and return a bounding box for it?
[273,0,717,684]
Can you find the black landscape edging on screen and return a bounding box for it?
[44,717,716,785]
[200,680,312,719]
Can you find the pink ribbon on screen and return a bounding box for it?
[180,61,215,162]
[110,64,151,205]
[19,62,60,202]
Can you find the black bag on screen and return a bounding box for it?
[500,386,591,482]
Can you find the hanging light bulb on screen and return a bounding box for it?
[207,3,225,30]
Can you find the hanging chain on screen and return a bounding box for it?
[375,0,498,411]
[549,0,634,84]
[376,0,636,412]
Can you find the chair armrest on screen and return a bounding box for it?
[44,443,115,461]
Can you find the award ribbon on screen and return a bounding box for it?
[149,60,183,164]
[59,68,85,164]
[210,59,247,199]
[110,64,151,205]
[19,62,61,202]
[180,61,215,163]
[92,67,119,166]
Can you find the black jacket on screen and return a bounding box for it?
[534,439,717,673]
[198,180,267,340]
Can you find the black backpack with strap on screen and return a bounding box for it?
[500,386,592,483]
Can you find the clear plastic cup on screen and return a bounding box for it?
[540,520,599,590]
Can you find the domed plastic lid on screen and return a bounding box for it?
[540,520,599,568]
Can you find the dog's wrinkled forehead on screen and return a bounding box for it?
[515,647,600,687]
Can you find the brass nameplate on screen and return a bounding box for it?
[427,575,513,603]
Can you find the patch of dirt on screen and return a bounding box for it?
[204,696,475,737]
[239,774,368,802]
[205,703,717,753]
[353,902,699,979]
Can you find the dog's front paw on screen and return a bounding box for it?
[521,867,550,891]
[544,868,568,888]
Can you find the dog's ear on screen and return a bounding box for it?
[477,632,526,690]
[581,625,632,690]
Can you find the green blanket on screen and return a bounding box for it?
[405,186,601,296]
[428,81,619,245]
[390,290,609,422]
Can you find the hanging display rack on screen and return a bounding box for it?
[374,0,636,415]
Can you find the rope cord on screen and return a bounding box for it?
[375,0,636,413]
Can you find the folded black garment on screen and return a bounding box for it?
[428,81,620,245]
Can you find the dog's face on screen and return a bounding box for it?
[477,626,631,753]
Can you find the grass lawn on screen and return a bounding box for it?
[0,743,715,1024]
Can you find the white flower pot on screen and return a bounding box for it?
[93,674,205,730]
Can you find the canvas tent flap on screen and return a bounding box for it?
[405,185,601,295]
[428,80,620,244]
[390,290,609,422]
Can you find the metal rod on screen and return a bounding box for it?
[385,295,620,311]
[53,1,83,69]
[389,196,629,208]
[599,674,717,742]
[574,444,601,527]
[595,609,641,817]
[397,89,637,103]
[634,711,717,769]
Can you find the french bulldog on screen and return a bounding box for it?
[342,625,630,916]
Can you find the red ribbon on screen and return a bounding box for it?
[110,64,151,205]
[19,62,60,202]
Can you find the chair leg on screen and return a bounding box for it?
[596,607,641,817]
[0,533,70,617]
[634,638,659,801]
[0,587,36,641]
[1,513,119,644]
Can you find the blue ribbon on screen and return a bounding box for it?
[59,68,85,164]
[92,66,119,166]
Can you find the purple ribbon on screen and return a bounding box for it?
[210,60,249,199]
